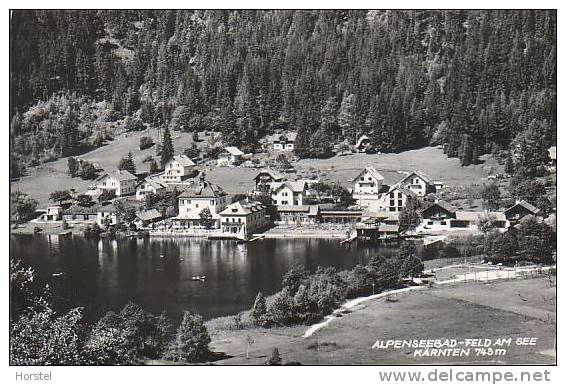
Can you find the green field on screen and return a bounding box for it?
[11,130,502,208]
[208,277,555,365]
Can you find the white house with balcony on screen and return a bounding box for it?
[378,185,417,213]
[95,170,137,196]
[136,176,166,201]
[270,180,307,206]
[272,132,297,151]
[160,155,196,184]
[173,176,228,228]
[352,167,384,210]
[397,171,436,197]
[220,200,269,238]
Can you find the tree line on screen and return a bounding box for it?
[10,10,556,168]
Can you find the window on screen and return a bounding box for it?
[389,207,395,212]
[397,192,403,198]
[211,200,215,205]
[195,204,199,208]
[390,200,395,206]
[428,221,433,225]
[440,221,446,225]
[398,199,403,207]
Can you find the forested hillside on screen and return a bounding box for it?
[10,10,556,174]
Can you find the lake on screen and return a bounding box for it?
[10,234,403,322]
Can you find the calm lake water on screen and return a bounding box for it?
[10,234,403,322]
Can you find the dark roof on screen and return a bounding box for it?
[254,168,284,182]
[505,200,541,215]
[273,132,297,142]
[178,180,226,198]
[421,200,454,216]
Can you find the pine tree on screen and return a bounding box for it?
[250,292,267,326]
[160,126,174,166]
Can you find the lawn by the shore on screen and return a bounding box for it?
[207,276,555,365]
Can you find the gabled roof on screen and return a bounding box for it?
[353,166,385,183]
[398,170,433,185]
[273,132,297,142]
[504,200,541,215]
[220,200,265,216]
[167,154,195,167]
[421,200,455,216]
[179,180,226,198]
[386,184,418,197]
[548,146,556,160]
[355,135,370,148]
[271,180,307,193]
[137,176,166,190]
[136,209,162,221]
[96,169,138,182]
[253,168,284,182]
[223,146,244,156]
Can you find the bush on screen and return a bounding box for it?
[139,136,155,150]
[165,311,211,363]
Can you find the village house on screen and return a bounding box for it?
[217,146,245,166]
[39,205,63,222]
[220,200,270,238]
[397,171,436,197]
[378,185,417,212]
[504,200,542,224]
[252,168,285,194]
[160,155,196,184]
[61,205,99,223]
[172,177,228,228]
[417,201,456,232]
[272,132,297,151]
[416,201,507,233]
[136,176,166,201]
[354,135,371,153]
[276,205,320,225]
[95,170,137,197]
[352,167,384,195]
[97,206,118,227]
[271,180,308,206]
[134,209,162,228]
[351,166,385,210]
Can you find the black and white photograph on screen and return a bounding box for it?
[6,4,559,382]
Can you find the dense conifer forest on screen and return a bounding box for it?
[10,10,556,173]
